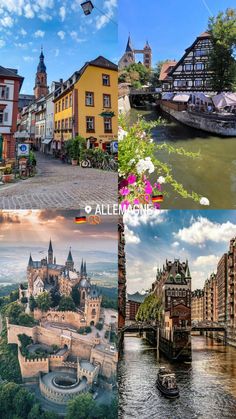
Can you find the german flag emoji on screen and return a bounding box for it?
[75,216,87,224]
[152,195,164,203]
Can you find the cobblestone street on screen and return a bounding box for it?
[0,153,117,209]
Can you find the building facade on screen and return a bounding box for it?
[0,66,24,160]
[203,273,218,322]
[228,238,236,329]
[217,253,228,323]
[118,36,152,69]
[126,292,146,321]
[191,289,204,322]
[167,32,214,93]
[53,56,118,152]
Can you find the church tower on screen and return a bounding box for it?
[143,41,152,69]
[34,47,49,99]
[118,35,135,70]
[48,239,53,264]
[66,247,74,271]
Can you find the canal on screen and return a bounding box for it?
[129,108,236,209]
[118,335,236,419]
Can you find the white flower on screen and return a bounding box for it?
[157,176,165,184]
[200,197,210,206]
[128,158,136,166]
[150,138,153,143]
[136,157,155,174]
[118,127,128,142]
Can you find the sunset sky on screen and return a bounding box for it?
[0,210,117,287]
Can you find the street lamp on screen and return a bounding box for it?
[81,1,94,15]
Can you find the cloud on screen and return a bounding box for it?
[59,6,66,22]
[171,241,179,248]
[70,31,86,43]
[0,15,14,27]
[19,28,27,36]
[125,226,140,244]
[38,12,52,22]
[124,210,168,227]
[95,0,117,30]
[174,216,236,245]
[23,56,34,62]
[54,48,59,57]
[24,4,34,18]
[0,39,6,48]
[57,30,65,40]
[34,30,45,38]
[192,254,219,268]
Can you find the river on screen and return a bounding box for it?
[129,108,236,209]
[118,335,236,419]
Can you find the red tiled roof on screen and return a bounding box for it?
[159,61,177,81]
[198,31,211,38]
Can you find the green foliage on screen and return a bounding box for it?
[66,136,86,161]
[3,302,23,323]
[20,297,28,304]
[95,322,103,331]
[71,285,80,306]
[29,150,37,166]
[50,286,61,308]
[10,290,19,302]
[17,313,37,327]
[119,63,151,88]
[29,295,37,312]
[101,295,117,310]
[119,116,203,204]
[36,292,52,312]
[58,295,76,312]
[136,293,161,322]
[66,393,96,419]
[0,284,18,298]
[18,334,33,349]
[208,8,236,92]
[77,326,91,334]
[110,331,117,344]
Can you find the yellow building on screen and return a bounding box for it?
[53,56,118,152]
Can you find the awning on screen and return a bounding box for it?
[162,92,174,100]
[212,92,236,109]
[42,138,52,144]
[173,94,190,102]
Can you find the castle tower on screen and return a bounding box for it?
[34,47,49,99]
[143,41,152,68]
[80,259,84,276]
[66,247,74,271]
[48,239,53,264]
[118,35,135,70]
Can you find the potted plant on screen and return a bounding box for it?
[2,166,14,183]
[70,138,80,165]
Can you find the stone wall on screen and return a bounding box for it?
[7,318,37,345]
[77,361,99,385]
[90,347,117,380]
[34,308,86,328]
[18,347,49,379]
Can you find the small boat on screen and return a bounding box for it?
[156,367,179,399]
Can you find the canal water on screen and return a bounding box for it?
[128,108,236,209]
[118,335,236,419]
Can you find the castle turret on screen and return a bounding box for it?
[143,40,152,68]
[48,239,53,264]
[66,247,74,271]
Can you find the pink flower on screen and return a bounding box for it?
[145,183,153,194]
[127,174,136,184]
[157,184,162,191]
[133,198,140,205]
[145,194,151,202]
[119,187,130,196]
[121,200,130,209]
[154,203,160,209]
[119,179,128,189]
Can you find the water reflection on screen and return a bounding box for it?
[118,335,236,419]
[129,108,236,209]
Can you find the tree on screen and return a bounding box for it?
[50,286,61,308]
[208,8,236,92]
[71,285,80,306]
[29,295,37,312]
[66,393,96,419]
[119,62,151,88]
[58,296,76,312]
[13,387,35,418]
[17,312,36,327]
[136,293,161,322]
[36,292,52,312]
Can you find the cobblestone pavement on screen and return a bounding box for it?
[0,152,117,209]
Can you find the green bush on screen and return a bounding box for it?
[95,322,103,331]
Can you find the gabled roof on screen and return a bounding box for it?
[88,56,118,71]
[0,66,24,90]
[168,31,212,77]
[159,61,177,81]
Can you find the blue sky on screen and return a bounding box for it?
[0,0,117,94]
[119,0,235,67]
[0,210,117,286]
[124,210,236,293]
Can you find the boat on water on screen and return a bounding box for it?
[156,367,179,399]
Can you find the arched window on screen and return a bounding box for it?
[92,308,96,316]
[82,291,85,299]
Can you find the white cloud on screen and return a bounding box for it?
[174,216,236,245]
[70,31,85,43]
[125,226,140,245]
[23,56,34,62]
[124,210,168,227]
[19,28,27,36]
[39,12,52,21]
[95,0,117,30]
[0,1,54,19]
[171,241,179,248]
[57,30,65,40]
[54,48,59,57]
[34,30,45,38]
[59,6,66,22]
[0,15,14,27]
[192,254,219,268]
[0,39,6,47]
[14,42,28,49]
[24,4,34,18]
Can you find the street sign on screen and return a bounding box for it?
[111,141,118,153]
[17,143,30,157]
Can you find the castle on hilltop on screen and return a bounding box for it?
[118,35,152,70]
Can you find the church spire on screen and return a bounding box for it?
[66,247,74,271]
[37,46,46,73]
[81,259,84,275]
[34,47,49,99]
[48,239,53,264]
[28,253,33,267]
[126,34,133,52]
